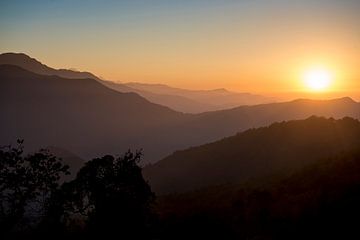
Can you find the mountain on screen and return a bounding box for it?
[0,64,186,162]
[0,52,274,113]
[101,80,214,113]
[124,82,276,112]
[144,117,360,194]
[1,63,359,165]
[156,150,360,239]
[0,52,100,80]
[180,96,360,143]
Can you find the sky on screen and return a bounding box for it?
[0,0,359,99]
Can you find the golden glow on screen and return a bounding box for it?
[1,2,359,99]
[303,68,333,91]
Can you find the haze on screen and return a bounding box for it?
[3,1,360,238]
[1,0,359,100]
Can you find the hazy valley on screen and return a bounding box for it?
[1,53,359,166]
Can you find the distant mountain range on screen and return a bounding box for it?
[118,82,277,113]
[1,53,359,165]
[144,117,360,194]
[0,53,275,113]
[101,80,217,113]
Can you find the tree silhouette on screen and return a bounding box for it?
[0,140,69,237]
[64,151,155,237]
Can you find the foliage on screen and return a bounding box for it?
[156,151,360,239]
[3,129,360,239]
[1,141,155,238]
[0,140,69,235]
[62,151,155,237]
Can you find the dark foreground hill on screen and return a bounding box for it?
[156,150,360,239]
[144,117,360,193]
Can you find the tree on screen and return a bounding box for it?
[0,140,69,236]
[65,151,155,237]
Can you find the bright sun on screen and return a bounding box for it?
[303,68,333,91]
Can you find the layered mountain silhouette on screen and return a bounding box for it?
[1,54,360,164]
[144,117,360,193]
[101,80,215,113]
[0,53,275,113]
[0,64,185,162]
[121,82,276,113]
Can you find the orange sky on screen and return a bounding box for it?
[1,1,359,100]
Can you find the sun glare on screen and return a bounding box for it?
[303,68,333,91]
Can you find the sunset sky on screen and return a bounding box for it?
[1,0,359,99]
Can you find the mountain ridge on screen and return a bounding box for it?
[0,52,100,80]
[0,64,187,162]
[1,58,359,165]
[0,52,277,113]
[144,117,360,193]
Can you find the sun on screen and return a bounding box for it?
[303,68,333,91]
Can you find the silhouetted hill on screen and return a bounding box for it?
[182,97,360,143]
[156,150,360,239]
[1,64,359,165]
[0,52,100,80]
[0,52,275,113]
[0,65,186,161]
[144,117,360,193]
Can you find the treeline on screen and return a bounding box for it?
[157,151,360,239]
[0,140,154,239]
[2,141,360,239]
[145,116,360,194]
